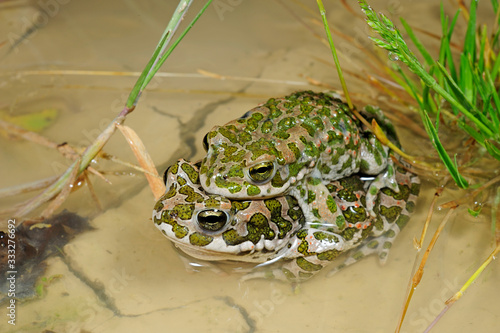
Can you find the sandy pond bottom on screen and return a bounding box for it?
[0,0,499,332]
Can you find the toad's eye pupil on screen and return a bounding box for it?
[197,210,227,232]
[202,134,209,152]
[248,161,274,183]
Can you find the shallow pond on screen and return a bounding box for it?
[0,0,498,332]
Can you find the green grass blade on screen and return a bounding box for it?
[435,62,495,135]
[126,0,194,109]
[491,0,499,13]
[459,122,486,145]
[464,0,478,64]
[125,0,214,109]
[491,50,500,80]
[478,25,487,72]
[459,53,475,103]
[485,140,500,161]
[400,18,434,66]
[360,1,494,138]
[420,110,469,188]
[484,70,500,130]
[316,0,353,109]
[126,31,170,108]
[145,0,213,89]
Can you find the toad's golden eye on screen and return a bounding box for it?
[202,133,209,152]
[248,161,275,183]
[197,209,228,232]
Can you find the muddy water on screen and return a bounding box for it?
[0,0,498,332]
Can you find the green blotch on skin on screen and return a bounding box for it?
[318,163,331,174]
[302,140,320,158]
[220,143,246,163]
[372,216,384,231]
[282,99,300,111]
[261,120,273,133]
[177,176,187,186]
[385,229,396,238]
[335,215,345,230]
[282,268,296,280]
[273,130,290,140]
[367,240,379,249]
[298,271,314,279]
[352,251,365,260]
[215,176,242,194]
[387,164,394,177]
[189,232,213,246]
[343,206,367,224]
[162,184,177,200]
[232,200,251,211]
[411,182,421,196]
[219,125,238,143]
[296,257,322,272]
[222,212,274,245]
[169,162,179,174]
[359,159,370,171]
[285,196,305,223]
[153,200,164,212]
[396,214,410,230]
[288,162,307,178]
[204,197,223,209]
[227,165,244,178]
[157,210,189,238]
[317,249,341,261]
[340,156,354,173]
[382,181,411,199]
[269,107,283,119]
[172,204,195,220]
[326,195,337,214]
[339,176,365,197]
[307,190,316,204]
[287,142,301,160]
[180,162,199,184]
[199,164,208,175]
[313,231,339,244]
[178,185,204,203]
[238,131,252,145]
[271,170,287,188]
[246,138,285,165]
[406,201,416,213]
[298,103,315,119]
[277,116,296,132]
[341,227,357,241]
[246,112,264,131]
[265,199,293,239]
[312,209,320,219]
[327,130,343,143]
[326,183,338,193]
[317,106,331,117]
[307,177,321,186]
[380,205,403,223]
[299,186,306,198]
[331,148,345,165]
[246,184,261,196]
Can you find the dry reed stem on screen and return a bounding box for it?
[116,124,166,200]
[395,207,457,333]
